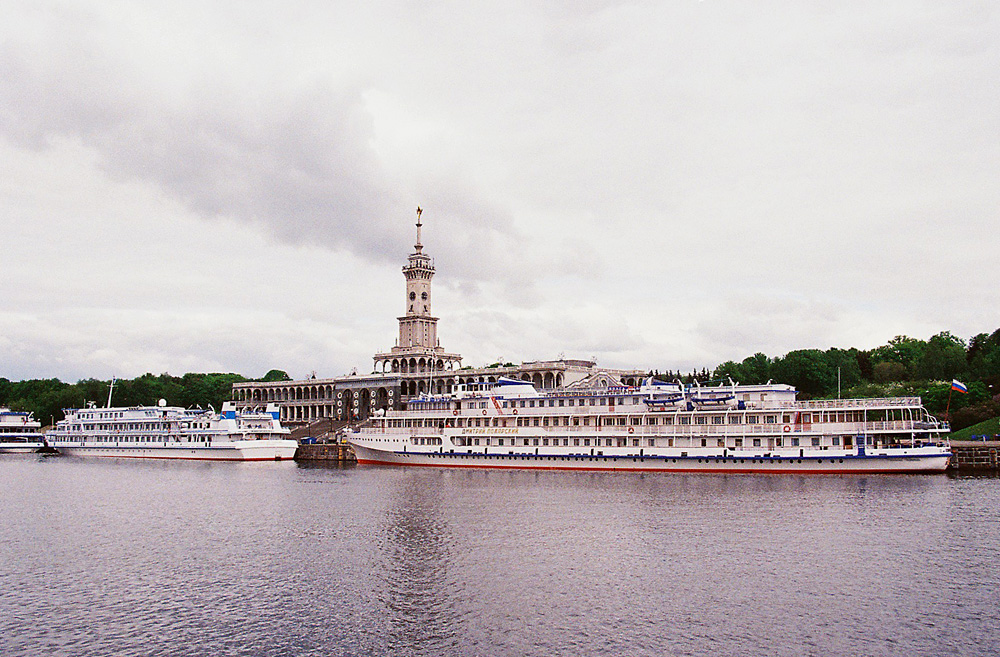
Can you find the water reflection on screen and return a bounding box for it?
[379,471,464,654]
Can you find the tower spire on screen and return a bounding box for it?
[414,206,423,253]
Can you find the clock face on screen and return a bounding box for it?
[421,292,428,300]
[409,292,416,300]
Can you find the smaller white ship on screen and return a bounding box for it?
[0,408,46,453]
[47,400,298,461]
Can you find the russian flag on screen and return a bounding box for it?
[951,379,969,394]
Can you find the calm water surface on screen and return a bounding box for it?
[1,456,998,656]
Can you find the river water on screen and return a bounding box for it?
[1,456,998,657]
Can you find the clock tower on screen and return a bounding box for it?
[373,208,462,376]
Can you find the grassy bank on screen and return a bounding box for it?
[950,416,1000,440]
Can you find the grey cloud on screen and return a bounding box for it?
[0,9,529,283]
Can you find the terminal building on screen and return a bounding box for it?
[233,209,646,427]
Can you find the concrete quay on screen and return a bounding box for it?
[949,440,1000,472]
[294,442,356,462]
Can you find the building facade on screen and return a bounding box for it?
[233,209,646,427]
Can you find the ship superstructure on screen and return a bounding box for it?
[0,408,45,453]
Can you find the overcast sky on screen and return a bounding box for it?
[1,0,997,382]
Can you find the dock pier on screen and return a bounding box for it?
[949,440,1000,472]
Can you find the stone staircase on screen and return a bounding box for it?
[289,417,349,443]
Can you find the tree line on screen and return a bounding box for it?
[3,330,999,431]
[653,329,1000,431]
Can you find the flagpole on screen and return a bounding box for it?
[945,386,953,420]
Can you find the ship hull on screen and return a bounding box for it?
[52,441,298,461]
[350,443,950,474]
[0,441,46,454]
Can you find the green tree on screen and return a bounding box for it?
[915,331,967,381]
[771,349,835,397]
[968,328,1000,393]
[713,361,745,383]
[262,369,291,382]
[871,335,926,378]
[824,347,863,391]
[739,353,772,384]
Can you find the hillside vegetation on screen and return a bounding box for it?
[3,329,999,431]
[656,329,1000,431]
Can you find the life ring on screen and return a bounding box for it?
[512,409,518,415]
[783,425,790,432]
[482,410,487,415]
[628,427,634,434]
[452,410,458,416]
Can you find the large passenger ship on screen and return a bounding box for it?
[347,377,951,473]
[47,401,297,461]
[0,408,46,453]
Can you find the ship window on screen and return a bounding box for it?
[568,399,574,406]
[649,439,656,447]
[811,437,820,446]
[776,438,783,447]
[558,400,564,407]
[764,415,776,424]
[533,438,539,446]
[533,418,540,427]
[529,401,535,408]
[712,416,723,425]
[753,438,761,447]
[631,418,641,425]
[543,438,549,446]
[680,417,690,424]
[574,438,580,446]
[589,399,595,406]
[583,439,590,446]
[832,436,840,445]
[791,438,800,446]
[729,416,741,424]
[548,400,554,407]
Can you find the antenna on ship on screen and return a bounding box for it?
[106,377,116,408]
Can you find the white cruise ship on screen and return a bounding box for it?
[0,408,46,453]
[347,377,951,474]
[47,401,298,461]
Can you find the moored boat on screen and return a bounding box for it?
[347,377,951,474]
[47,401,298,461]
[0,408,46,453]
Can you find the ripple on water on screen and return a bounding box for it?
[1,458,999,656]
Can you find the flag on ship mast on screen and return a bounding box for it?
[951,380,969,394]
